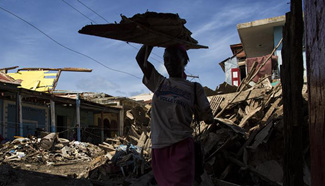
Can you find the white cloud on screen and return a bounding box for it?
[75,75,119,92]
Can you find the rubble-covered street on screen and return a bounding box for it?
[0,77,311,186]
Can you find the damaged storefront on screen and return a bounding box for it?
[0,70,122,144]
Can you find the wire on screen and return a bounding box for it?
[77,0,109,23]
[0,6,141,79]
[83,129,101,138]
[197,77,203,84]
[70,1,200,80]
[62,1,200,82]
[68,1,166,65]
[61,0,97,24]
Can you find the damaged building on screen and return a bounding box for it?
[1,4,323,185]
[0,67,126,144]
[219,15,307,89]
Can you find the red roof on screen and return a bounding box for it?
[0,72,20,85]
[230,43,246,58]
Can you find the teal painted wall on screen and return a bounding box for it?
[274,26,283,68]
[273,26,306,81]
[2,100,97,141]
[7,103,47,139]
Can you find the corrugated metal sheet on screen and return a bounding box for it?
[79,12,208,50]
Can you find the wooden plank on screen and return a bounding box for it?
[19,67,92,72]
[98,144,115,152]
[261,97,282,124]
[137,132,147,148]
[143,137,151,152]
[217,88,266,112]
[215,179,241,186]
[131,125,141,139]
[239,105,262,128]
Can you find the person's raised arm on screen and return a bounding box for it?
[136,45,154,79]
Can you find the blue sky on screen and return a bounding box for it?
[0,0,289,97]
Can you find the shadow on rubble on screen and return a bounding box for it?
[0,163,157,186]
[0,164,93,186]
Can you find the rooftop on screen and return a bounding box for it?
[237,15,285,58]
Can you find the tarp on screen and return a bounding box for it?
[246,55,278,83]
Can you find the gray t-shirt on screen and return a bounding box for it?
[143,68,212,149]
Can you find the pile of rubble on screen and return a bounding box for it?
[98,76,311,186]
[195,78,310,186]
[0,77,311,186]
[64,104,155,185]
[0,133,109,179]
[92,76,311,186]
[0,104,155,185]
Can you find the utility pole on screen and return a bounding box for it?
[281,0,304,185]
[76,93,81,141]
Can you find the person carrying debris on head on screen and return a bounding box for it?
[136,44,214,186]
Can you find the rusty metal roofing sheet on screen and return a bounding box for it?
[230,43,246,58]
[79,12,208,50]
[0,72,20,85]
